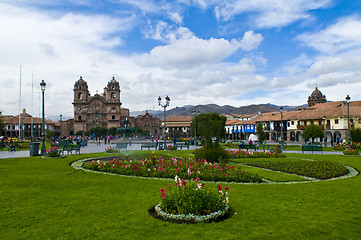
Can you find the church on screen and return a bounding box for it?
[61,76,132,136]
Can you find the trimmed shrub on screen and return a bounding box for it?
[194,146,230,163]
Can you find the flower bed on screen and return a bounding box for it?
[105,146,118,153]
[153,176,231,223]
[46,146,61,158]
[247,160,349,180]
[83,154,263,183]
[228,149,286,158]
[333,142,361,151]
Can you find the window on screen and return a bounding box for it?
[78,92,83,99]
[78,116,81,120]
[291,121,294,125]
[335,119,339,124]
[95,113,99,119]
[327,120,330,124]
[111,92,116,98]
[112,107,115,111]
[112,115,115,120]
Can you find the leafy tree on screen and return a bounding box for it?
[0,111,4,136]
[135,127,149,137]
[192,113,229,163]
[256,123,267,143]
[350,128,361,142]
[90,127,108,137]
[192,113,226,148]
[75,130,84,136]
[107,127,118,136]
[302,124,324,143]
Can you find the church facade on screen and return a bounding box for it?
[71,76,131,135]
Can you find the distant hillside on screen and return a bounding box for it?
[131,104,281,119]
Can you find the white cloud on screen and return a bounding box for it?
[297,15,361,53]
[136,36,241,68]
[137,30,263,68]
[144,21,194,43]
[239,31,263,51]
[215,0,332,28]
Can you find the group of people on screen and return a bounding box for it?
[1,137,16,151]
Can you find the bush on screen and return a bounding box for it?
[343,149,360,155]
[194,146,230,163]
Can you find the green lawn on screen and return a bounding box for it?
[1,152,361,239]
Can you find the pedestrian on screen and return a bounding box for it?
[97,137,100,146]
[249,139,253,149]
[104,136,107,145]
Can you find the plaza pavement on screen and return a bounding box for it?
[0,141,200,159]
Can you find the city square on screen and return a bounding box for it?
[1,1,361,239]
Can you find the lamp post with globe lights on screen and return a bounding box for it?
[345,95,351,150]
[158,96,170,148]
[40,80,46,155]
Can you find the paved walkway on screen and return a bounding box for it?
[0,140,344,159]
[0,142,200,159]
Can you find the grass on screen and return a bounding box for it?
[1,151,361,239]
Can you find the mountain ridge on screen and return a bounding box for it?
[130,103,305,118]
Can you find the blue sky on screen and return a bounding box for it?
[0,0,361,120]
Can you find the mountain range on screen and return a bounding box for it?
[130,103,306,119]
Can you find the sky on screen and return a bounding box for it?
[1,0,361,121]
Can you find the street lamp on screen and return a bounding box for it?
[345,95,351,150]
[322,116,327,147]
[158,96,170,149]
[191,110,200,146]
[40,80,46,155]
[280,106,284,150]
[78,106,89,139]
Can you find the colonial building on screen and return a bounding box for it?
[70,76,130,135]
[226,88,360,144]
[2,109,60,139]
[133,111,161,137]
[162,116,193,138]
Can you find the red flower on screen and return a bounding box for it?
[217,185,222,191]
[224,186,229,191]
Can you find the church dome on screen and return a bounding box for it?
[311,87,323,98]
[110,76,118,84]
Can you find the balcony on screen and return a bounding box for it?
[297,125,307,130]
[274,126,287,131]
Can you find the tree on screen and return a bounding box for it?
[0,111,4,136]
[192,113,226,148]
[256,123,266,143]
[350,127,361,142]
[302,124,324,143]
